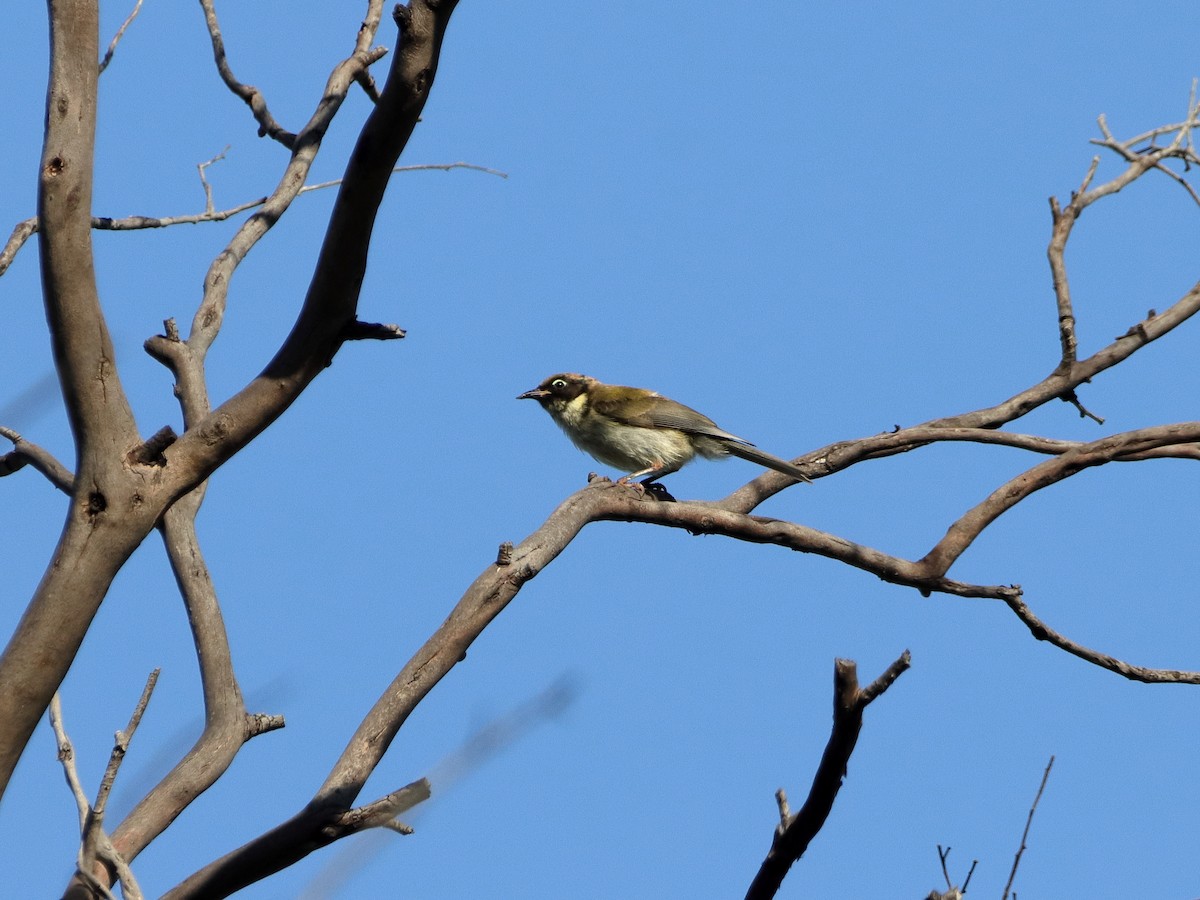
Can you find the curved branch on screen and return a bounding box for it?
[0,0,154,804]
[159,0,458,500]
[102,498,285,880]
[38,1,139,461]
[918,422,1200,575]
[199,0,297,146]
[0,425,75,493]
[1003,595,1200,684]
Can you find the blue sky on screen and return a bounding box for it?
[3,2,1200,897]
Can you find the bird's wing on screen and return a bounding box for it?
[592,391,753,445]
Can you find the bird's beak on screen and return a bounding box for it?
[517,388,550,400]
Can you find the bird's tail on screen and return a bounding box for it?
[725,443,812,483]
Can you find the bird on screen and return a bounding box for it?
[517,373,812,484]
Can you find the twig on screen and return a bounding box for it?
[962,859,977,892]
[341,320,407,341]
[98,0,144,74]
[745,651,912,900]
[1059,389,1104,424]
[91,669,160,826]
[49,693,93,832]
[0,162,506,275]
[938,844,954,890]
[199,0,296,146]
[50,686,151,900]
[1002,756,1055,900]
[0,217,37,277]
[0,424,76,493]
[929,844,977,898]
[197,145,230,215]
[1003,595,1199,683]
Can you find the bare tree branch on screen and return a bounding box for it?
[0,217,37,277]
[0,425,75,493]
[196,145,230,215]
[0,0,155,804]
[157,0,458,498]
[0,161,506,276]
[1002,756,1055,900]
[0,0,460,805]
[198,0,298,146]
[97,0,143,74]
[1003,596,1198,683]
[745,652,912,900]
[102,498,286,881]
[54,673,159,900]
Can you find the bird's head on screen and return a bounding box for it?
[516,373,594,411]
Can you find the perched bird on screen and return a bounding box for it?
[517,373,812,484]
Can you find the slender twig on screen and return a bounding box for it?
[931,844,977,898]
[1002,756,1055,900]
[50,687,150,900]
[1003,595,1198,683]
[90,670,160,829]
[0,160,506,278]
[961,859,977,892]
[48,694,92,832]
[98,0,144,74]
[937,845,954,890]
[197,146,230,215]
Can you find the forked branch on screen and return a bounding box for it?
[745,652,912,900]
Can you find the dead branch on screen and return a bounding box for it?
[0,425,75,492]
[198,0,298,146]
[0,162,506,277]
[55,672,160,900]
[98,0,143,74]
[1002,756,1055,900]
[745,652,912,900]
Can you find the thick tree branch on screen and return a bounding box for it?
[159,0,458,501]
[99,499,285,885]
[37,1,139,463]
[0,0,159,805]
[745,652,911,900]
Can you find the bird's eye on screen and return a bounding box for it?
[551,379,567,389]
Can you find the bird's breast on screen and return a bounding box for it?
[549,397,694,471]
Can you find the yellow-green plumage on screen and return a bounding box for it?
[518,373,812,484]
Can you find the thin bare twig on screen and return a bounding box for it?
[0,162,506,275]
[98,0,144,74]
[938,844,954,890]
[49,694,92,832]
[929,844,977,899]
[1003,595,1199,683]
[1002,756,1055,900]
[50,684,152,900]
[197,145,230,215]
